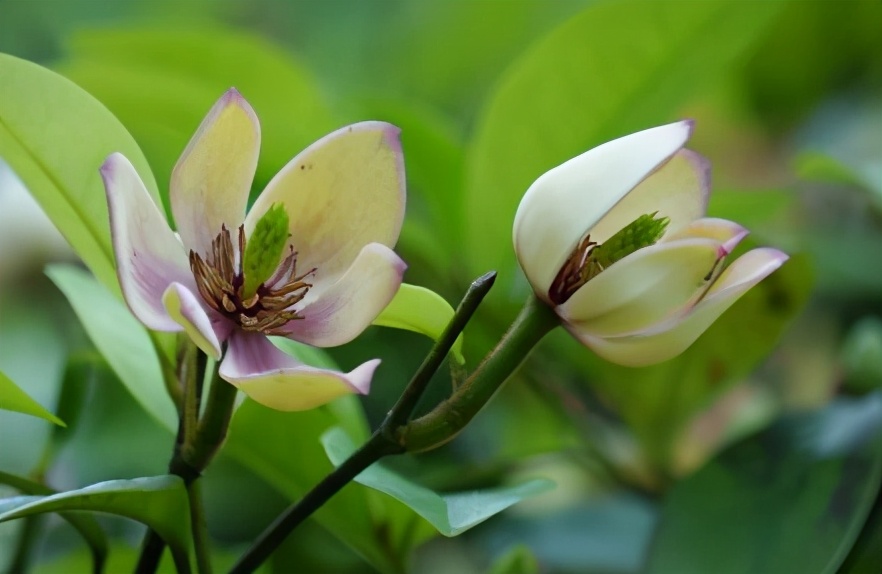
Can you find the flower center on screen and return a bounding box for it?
[189,224,314,336]
[548,212,670,305]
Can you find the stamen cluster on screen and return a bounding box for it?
[190,225,313,335]
[549,212,671,305]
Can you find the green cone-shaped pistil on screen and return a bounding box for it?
[243,203,290,298]
[591,212,670,272]
[549,212,670,304]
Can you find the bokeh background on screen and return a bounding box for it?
[1,1,881,572]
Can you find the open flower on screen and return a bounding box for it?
[513,121,787,367]
[101,89,406,410]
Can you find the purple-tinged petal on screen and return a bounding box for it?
[246,122,405,296]
[219,331,378,411]
[513,120,693,298]
[590,149,710,244]
[559,238,721,337]
[162,283,223,359]
[171,88,260,256]
[282,243,406,347]
[569,248,788,367]
[101,153,193,331]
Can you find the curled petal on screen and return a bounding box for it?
[101,153,192,331]
[282,243,407,347]
[513,120,693,298]
[559,238,722,337]
[589,149,710,244]
[219,331,378,411]
[664,217,748,256]
[171,88,260,256]
[571,248,789,366]
[162,283,224,359]
[246,122,405,296]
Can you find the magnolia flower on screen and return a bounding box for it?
[101,89,406,410]
[513,120,787,367]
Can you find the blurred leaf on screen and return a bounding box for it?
[645,392,882,574]
[0,53,159,292]
[708,189,795,233]
[46,264,177,433]
[374,283,465,364]
[842,317,882,394]
[0,475,192,572]
[839,483,882,574]
[50,353,101,445]
[488,544,539,574]
[58,26,338,212]
[464,0,784,300]
[355,97,464,272]
[224,399,404,573]
[476,492,658,573]
[794,152,870,189]
[322,427,555,537]
[0,470,107,573]
[580,250,812,469]
[0,370,64,426]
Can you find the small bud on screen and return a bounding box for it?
[243,203,290,298]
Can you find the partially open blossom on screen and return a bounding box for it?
[513,121,787,367]
[101,89,406,410]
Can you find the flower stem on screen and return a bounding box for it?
[396,293,559,452]
[136,361,238,573]
[230,272,497,573]
[382,271,497,431]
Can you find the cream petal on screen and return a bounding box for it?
[663,217,748,255]
[219,331,378,411]
[245,122,405,296]
[589,149,710,243]
[162,283,223,359]
[101,153,193,331]
[513,120,693,298]
[558,238,722,337]
[281,243,406,347]
[570,248,789,366]
[170,88,260,256]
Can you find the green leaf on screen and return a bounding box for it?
[645,392,882,574]
[0,53,159,293]
[373,283,465,364]
[46,264,177,433]
[58,26,338,211]
[0,470,107,573]
[0,370,64,426]
[464,0,785,299]
[321,426,555,537]
[0,475,192,573]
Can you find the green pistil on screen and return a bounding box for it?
[549,211,671,305]
[242,203,290,298]
[590,212,670,272]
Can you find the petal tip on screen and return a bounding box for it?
[348,358,381,395]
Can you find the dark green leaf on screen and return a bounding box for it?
[645,393,882,574]
[0,475,192,573]
[0,470,107,573]
[322,427,555,537]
